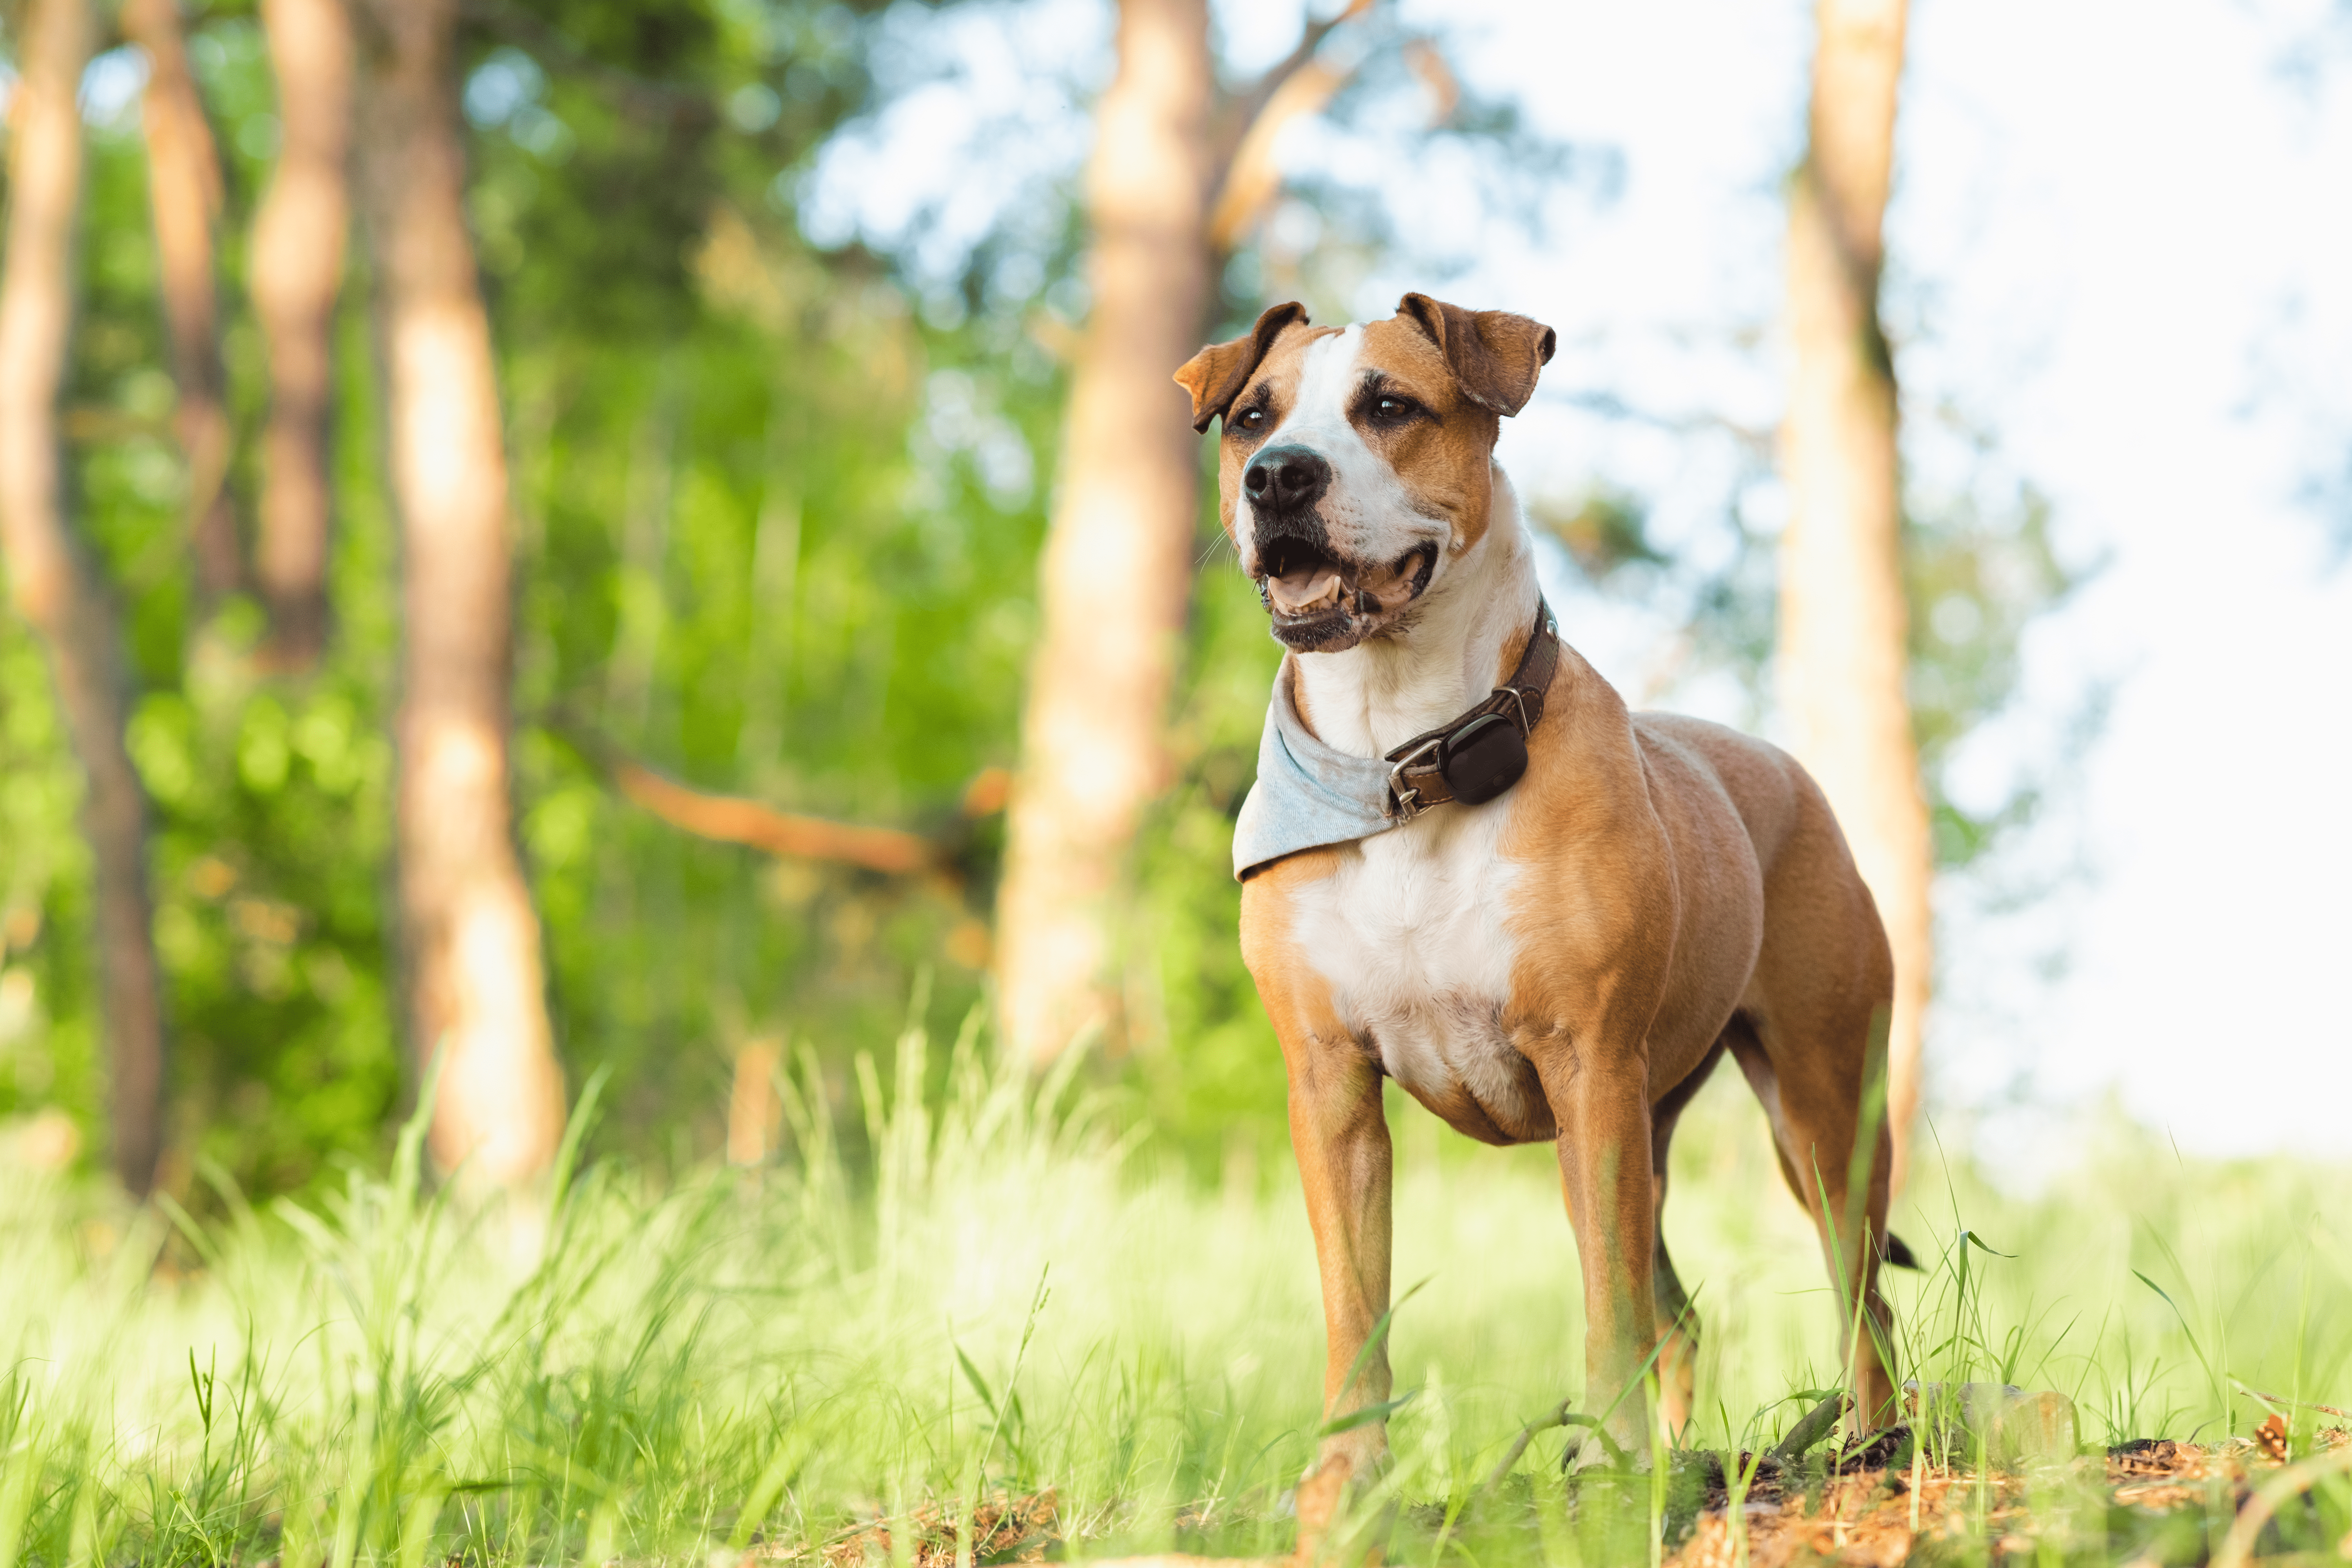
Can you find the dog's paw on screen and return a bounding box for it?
[1296,1434,1396,1562]
[1315,1423,1392,1483]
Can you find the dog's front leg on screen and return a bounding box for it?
[1534,1042,1657,1465]
[1282,1015,1392,1544]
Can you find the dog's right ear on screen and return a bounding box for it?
[1173,301,1308,434]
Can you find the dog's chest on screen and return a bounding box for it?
[1288,803,1551,1141]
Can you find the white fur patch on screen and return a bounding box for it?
[1235,327,1452,583]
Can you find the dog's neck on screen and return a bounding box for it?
[1289,468,1543,760]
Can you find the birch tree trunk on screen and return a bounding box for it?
[354,0,566,1186]
[121,0,241,600]
[0,0,172,1194]
[993,0,1213,1064]
[251,0,354,667]
[1777,0,1931,1188]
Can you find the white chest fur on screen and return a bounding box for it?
[1288,795,1543,1135]
[1270,465,1555,1139]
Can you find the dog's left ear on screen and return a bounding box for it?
[1174,301,1309,433]
[1396,293,1556,417]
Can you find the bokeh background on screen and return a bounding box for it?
[0,0,2347,1206]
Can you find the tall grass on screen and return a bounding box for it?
[1,1010,2347,1566]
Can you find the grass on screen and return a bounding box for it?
[1,1009,2348,1567]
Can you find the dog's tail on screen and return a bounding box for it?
[1880,1232,1922,1270]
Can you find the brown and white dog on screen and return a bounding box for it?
[1174,296,1904,1506]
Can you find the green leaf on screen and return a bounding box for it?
[1316,1388,1420,1438]
[547,1062,613,1220]
[954,1341,1000,1422]
[1333,1278,1430,1410]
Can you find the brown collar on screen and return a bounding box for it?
[1383,601,1560,819]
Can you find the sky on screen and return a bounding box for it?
[809,0,2352,1168]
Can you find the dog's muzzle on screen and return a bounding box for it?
[1244,447,1437,653]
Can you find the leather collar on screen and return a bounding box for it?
[1382,600,1560,819]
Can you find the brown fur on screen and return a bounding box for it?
[1183,299,1899,1534]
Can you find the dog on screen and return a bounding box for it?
[1173,296,1906,1517]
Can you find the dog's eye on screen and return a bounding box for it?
[1374,395,1418,421]
[1237,407,1268,431]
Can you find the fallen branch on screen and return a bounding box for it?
[608,754,938,875]
[553,711,1005,880]
[1479,1399,1622,1493]
[2238,1385,2352,1421]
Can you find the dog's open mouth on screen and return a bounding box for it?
[1257,541,1437,650]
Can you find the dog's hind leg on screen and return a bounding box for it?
[1648,1038,1725,1436]
[1724,995,1900,1430]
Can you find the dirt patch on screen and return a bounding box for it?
[744,1492,1062,1568]
[741,1427,2352,1567]
[1666,1427,2352,1568]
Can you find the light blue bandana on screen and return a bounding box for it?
[1232,656,1399,881]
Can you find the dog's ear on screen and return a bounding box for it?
[1396,293,1556,417]
[1173,301,1309,434]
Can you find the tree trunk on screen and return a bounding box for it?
[1776,0,1930,1189]
[354,0,566,1186]
[121,0,241,601]
[0,0,171,1194]
[993,0,1214,1064]
[250,0,354,667]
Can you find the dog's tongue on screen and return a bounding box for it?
[1268,564,1344,616]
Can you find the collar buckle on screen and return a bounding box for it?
[1499,684,1533,734]
[1385,735,1443,820]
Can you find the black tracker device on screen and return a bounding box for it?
[1436,711,1529,805]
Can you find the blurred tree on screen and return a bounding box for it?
[1777,0,1929,1186]
[121,0,240,603]
[250,0,354,668]
[996,0,1373,1066]
[0,0,171,1193]
[354,0,565,1186]
[994,0,1215,1065]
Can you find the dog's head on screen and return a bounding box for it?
[1175,294,1554,653]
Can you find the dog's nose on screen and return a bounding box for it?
[1244,446,1331,511]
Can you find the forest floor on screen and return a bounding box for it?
[767,1427,2352,1567]
[1659,1428,2352,1568]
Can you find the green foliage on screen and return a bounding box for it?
[10,26,411,1191]
[4,0,1025,1190]
[1527,488,1668,583]
[0,0,2074,1196]
[0,608,97,1126]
